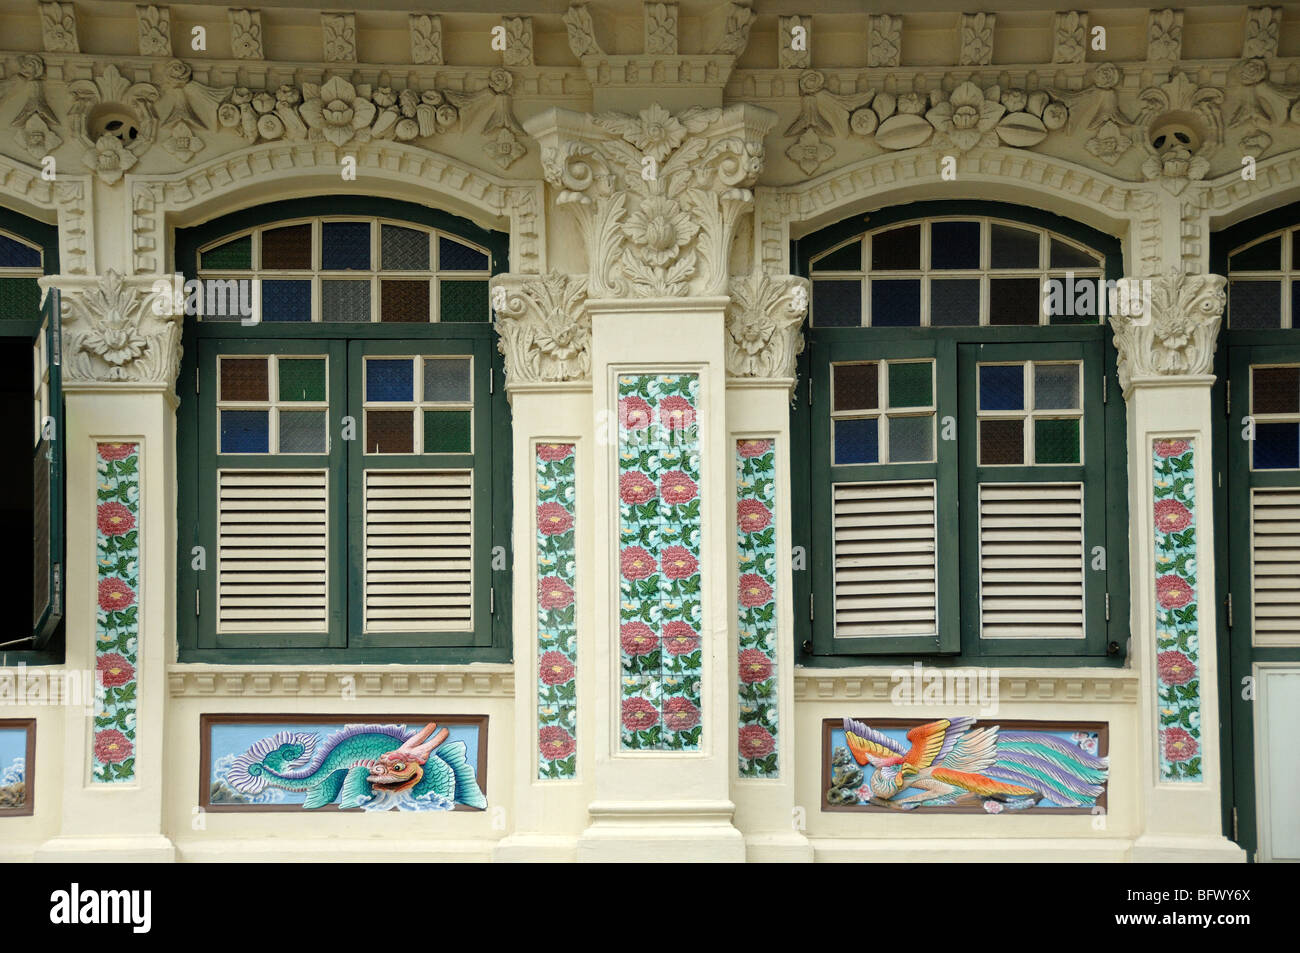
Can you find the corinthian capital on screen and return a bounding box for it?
[48,271,182,395]
[1108,269,1225,396]
[528,102,777,299]
[491,271,591,385]
[725,273,808,381]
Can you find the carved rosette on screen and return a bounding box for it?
[1107,271,1226,395]
[490,271,591,385]
[529,103,777,300]
[53,271,183,395]
[724,273,808,380]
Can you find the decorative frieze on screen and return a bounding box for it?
[501,16,534,68]
[778,16,811,70]
[1243,6,1281,60]
[490,272,591,385]
[868,15,901,69]
[321,13,356,63]
[228,9,263,61]
[724,273,807,380]
[1107,271,1226,395]
[1052,11,1087,65]
[959,13,995,67]
[136,5,172,57]
[531,103,776,299]
[409,14,443,65]
[714,1,757,57]
[167,666,515,697]
[563,4,603,59]
[1147,9,1184,64]
[645,2,677,56]
[39,2,78,54]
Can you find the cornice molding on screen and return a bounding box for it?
[166,664,515,698]
[793,669,1140,705]
[0,152,91,274]
[1108,270,1226,397]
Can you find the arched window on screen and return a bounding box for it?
[793,201,1126,664]
[174,197,509,663]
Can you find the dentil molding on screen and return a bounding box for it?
[1108,270,1226,396]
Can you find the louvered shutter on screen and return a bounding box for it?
[978,482,1085,639]
[1251,487,1300,644]
[217,469,329,632]
[832,480,937,637]
[363,469,473,632]
[32,287,61,648]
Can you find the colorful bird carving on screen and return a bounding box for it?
[841,716,1109,810]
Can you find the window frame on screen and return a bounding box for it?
[175,196,511,664]
[793,200,1127,667]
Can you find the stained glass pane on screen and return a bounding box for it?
[1253,365,1300,415]
[261,280,311,322]
[888,361,932,408]
[1034,418,1080,464]
[200,235,251,271]
[278,358,326,402]
[990,224,1039,269]
[439,280,489,322]
[814,240,862,271]
[278,410,326,453]
[261,224,312,269]
[871,279,921,326]
[381,224,429,270]
[424,357,471,403]
[871,224,920,270]
[0,234,39,268]
[1230,280,1282,328]
[1049,238,1101,269]
[219,358,268,401]
[322,279,371,322]
[979,419,1024,465]
[321,221,371,271]
[424,410,472,453]
[833,362,877,411]
[1254,423,1300,469]
[1230,235,1281,271]
[979,364,1024,411]
[834,417,878,464]
[366,358,413,402]
[365,410,414,454]
[930,278,980,326]
[989,278,1041,325]
[0,277,41,318]
[930,221,980,270]
[380,279,430,322]
[1034,363,1080,410]
[220,410,269,453]
[812,279,861,327]
[888,415,933,462]
[438,236,490,271]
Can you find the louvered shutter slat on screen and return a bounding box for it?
[364,470,473,632]
[979,482,1085,640]
[217,467,330,634]
[1251,489,1300,643]
[833,481,938,637]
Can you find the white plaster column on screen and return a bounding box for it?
[33,271,179,861]
[1110,271,1244,862]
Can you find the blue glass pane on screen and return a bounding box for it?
[834,418,878,464]
[1230,235,1280,271]
[321,221,371,270]
[261,280,311,322]
[930,221,980,270]
[812,279,861,327]
[220,410,269,453]
[979,364,1025,411]
[871,279,921,326]
[813,240,862,271]
[0,234,40,268]
[366,358,414,402]
[1230,280,1282,329]
[438,236,490,271]
[1254,423,1300,469]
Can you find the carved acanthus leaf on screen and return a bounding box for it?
[563,4,603,59]
[490,272,591,385]
[56,271,183,393]
[725,273,808,380]
[1108,271,1225,395]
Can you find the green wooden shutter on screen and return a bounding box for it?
[32,288,62,649]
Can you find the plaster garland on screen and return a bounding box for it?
[490,271,592,385]
[723,272,808,381]
[1108,270,1226,395]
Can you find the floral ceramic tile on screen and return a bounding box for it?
[536,442,578,779]
[736,439,778,777]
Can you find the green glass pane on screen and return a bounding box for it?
[0,277,42,319]
[887,361,933,408]
[201,235,253,271]
[439,280,489,323]
[1035,418,1080,464]
[278,358,326,402]
[424,409,471,453]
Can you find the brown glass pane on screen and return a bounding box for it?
[1254,365,1300,414]
[261,224,312,270]
[979,418,1024,465]
[381,279,431,322]
[989,278,1042,326]
[871,224,920,270]
[833,362,878,411]
[219,358,268,401]
[365,410,414,454]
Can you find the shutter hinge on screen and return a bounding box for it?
[1227,592,1233,628]
[1103,373,1108,404]
[1105,592,1110,622]
[490,586,495,615]
[1232,806,1239,841]
[1226,379,1231,417]
[52,563,61,614]
[807,373,813,408]
[489,367,494,395]
[196,372,199,396]
[195,589,200,617]
[809,593,814,622]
